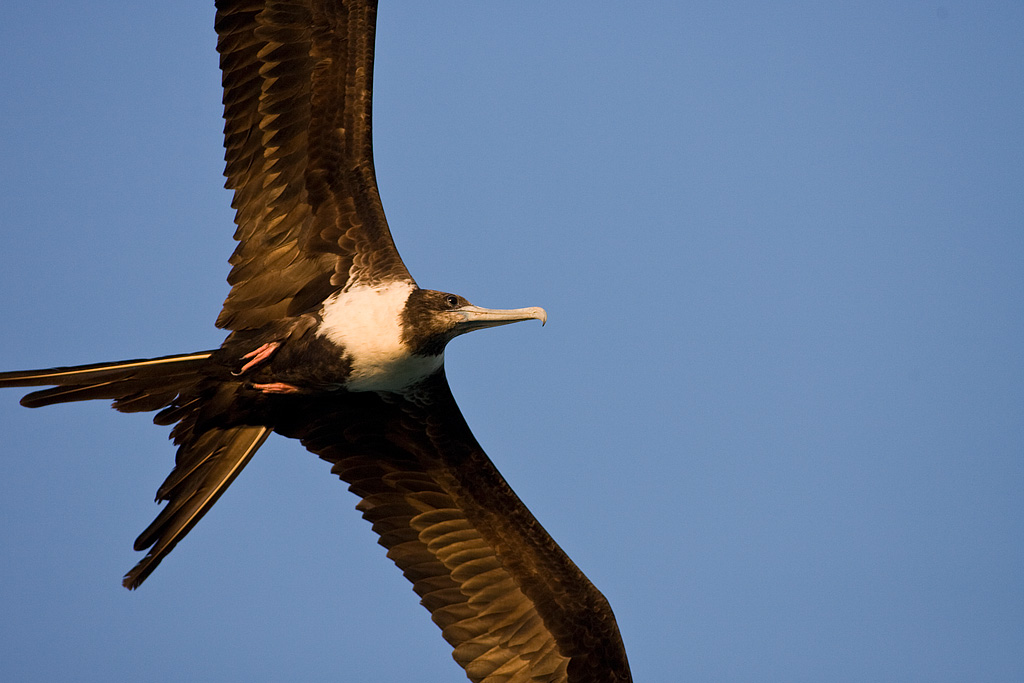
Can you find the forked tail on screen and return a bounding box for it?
[0,351,272,588]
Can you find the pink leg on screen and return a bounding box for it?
[252,382,302,394]
[237,342,280,374]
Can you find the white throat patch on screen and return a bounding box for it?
[317,281,442,392]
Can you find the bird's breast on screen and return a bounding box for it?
[315,281,442,392]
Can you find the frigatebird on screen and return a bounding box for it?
[0,1,631,681]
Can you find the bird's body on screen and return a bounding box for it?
[0,1,630,681]
[319,282,432,391]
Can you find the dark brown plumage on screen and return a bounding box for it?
[216,0,411,331]
[0,2,631,681]
[276,373,631,681]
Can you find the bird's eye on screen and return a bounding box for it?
[445,295,460,308]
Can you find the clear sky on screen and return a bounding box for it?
[1,2,1021,681]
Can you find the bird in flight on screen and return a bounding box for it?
[0,2,631,681]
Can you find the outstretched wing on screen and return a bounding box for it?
[275,373,632,683]
[215,0,412,331]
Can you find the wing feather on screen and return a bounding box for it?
[275,374,632,683]
[214,0,410,332]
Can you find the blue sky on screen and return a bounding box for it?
[1,2,1022,681]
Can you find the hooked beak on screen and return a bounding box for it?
[453,305,548,334]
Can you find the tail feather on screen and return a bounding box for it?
[18,381,124,407]
[123,425,271,589]
[153,396,203,426]
[1,351,274,589]
[0,352,214,410]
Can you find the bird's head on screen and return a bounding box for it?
[401,288,547,357]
